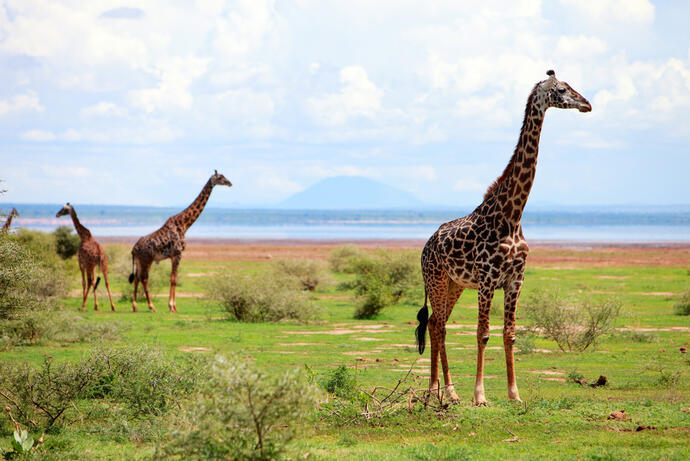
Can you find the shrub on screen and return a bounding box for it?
[328,244,364,273]
[272,258,332,291]
[53,226,80,260]
[207,271,318,322]
[673,290,690,315]
[522,290,621,352]
[0,346,203,430]
[0,357,100,429]
[341,250,420,319]
[515,333,536,354]
[320,365,357,399]
[161,356,316,460]
[84,346,205,416]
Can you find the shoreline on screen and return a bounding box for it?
[97,236,690,249]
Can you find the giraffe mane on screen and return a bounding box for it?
[483,83,539,201]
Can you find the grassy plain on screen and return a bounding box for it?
[1,241,689,460]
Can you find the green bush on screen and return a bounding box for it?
[328,244,365,273]
[340,250,420,319]
[0,346,204,430]
[207,271,318,322]
[522,290,621,352]
[272,258,332,291]
[320,365,357,399]
[84,346,205,416]
[53,226,80,260]
[161,356,316,460]
[673,290,690,315]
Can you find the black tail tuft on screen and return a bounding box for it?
[94,277,101,290]
[128,273,135,284]
[415,291,429,355]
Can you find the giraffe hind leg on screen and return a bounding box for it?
[439,282,463,402]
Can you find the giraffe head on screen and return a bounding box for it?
[539,70,591,113]
[210,170,233,188]
[9,208,19,218]
[56,202,73,218]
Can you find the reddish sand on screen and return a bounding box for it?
[98,237,690,267]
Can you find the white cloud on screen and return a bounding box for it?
[453,178,485,192]
[80,102,127,117]
[20,129,55,141]
[0,91,43,116]
[556,36,607,57]
[308,65,383,125]
[559,0,654,25]
[128,56,211,113]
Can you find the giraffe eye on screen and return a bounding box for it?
[557,87,566,94]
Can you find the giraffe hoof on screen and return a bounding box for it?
[475,401,488,407]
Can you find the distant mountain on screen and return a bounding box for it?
[279,176,425,209]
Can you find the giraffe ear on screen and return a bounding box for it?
[214,169,218,175]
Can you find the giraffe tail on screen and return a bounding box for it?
[94,277,101,290]
[128,255,135,283]
[415,289,429,355]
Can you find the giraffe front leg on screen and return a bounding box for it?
[168,256,180,313]
[475,286,494,407]
[504,278,523,401]
[82,272,93,310]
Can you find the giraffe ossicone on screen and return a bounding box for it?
[416,70,591,406]
[129,170,232,313]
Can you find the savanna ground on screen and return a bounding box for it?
[2,240,689,460]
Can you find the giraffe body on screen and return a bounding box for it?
[417,70,591,405]
[129,171,232,313]
[2,208,19,231]
[56,203,116,311]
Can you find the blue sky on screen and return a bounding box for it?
[1,0,689,208]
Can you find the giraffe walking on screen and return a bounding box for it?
[56,203,116,311]
[416,70,591,406]
[2,208,19,231]
[129,170,232,313]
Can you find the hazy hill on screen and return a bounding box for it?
[279,176,425,209]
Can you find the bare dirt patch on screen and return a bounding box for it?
[178,346,210,352]
[277,342,324,346]
[355,337,384,341]
[528,370,564,375]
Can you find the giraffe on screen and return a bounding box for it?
[129,170,232,313]
[416,70,591,406]
[56,203,116,311]
[2,208,19,231]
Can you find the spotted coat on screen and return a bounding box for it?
[130,171,232,313]
[417,71,591,406]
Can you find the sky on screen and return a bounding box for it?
[1,0,689,208]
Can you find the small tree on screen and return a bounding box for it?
[54,226,80,259]
[341,250,420,319]
[673,290,690,316]
[162,356,316,460]
[522,290,621,352]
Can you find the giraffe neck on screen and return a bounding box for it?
[484,86,547,224]
[69,208,91,240]
[172,179,214,233]
[2,216,11,230]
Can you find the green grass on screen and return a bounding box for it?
[1,244,689,459]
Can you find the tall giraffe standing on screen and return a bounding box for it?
[416,70,591,406]
[56,203,116,311]
[2,208,19,231]
[129,170,232,313]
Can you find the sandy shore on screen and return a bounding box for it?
[98,237,690,267]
